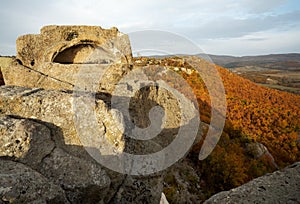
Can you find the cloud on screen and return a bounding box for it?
[231,0,287,13]
[198,27,300,56]
[183,10,300,39]
[0,0,299,56]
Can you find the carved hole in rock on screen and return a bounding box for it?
[53,44,96,64]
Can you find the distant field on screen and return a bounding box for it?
[257,83,300,95]
[209,54,300,95]
[229,68,300,95]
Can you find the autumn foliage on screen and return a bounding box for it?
[134,57,300,197]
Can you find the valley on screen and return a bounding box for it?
[209,53,300,95]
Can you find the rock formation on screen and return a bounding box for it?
[0,26,200,203]
[246,142,279,169]
[2,25,133,94]
[204,162,300,203]
[0,160,69,203]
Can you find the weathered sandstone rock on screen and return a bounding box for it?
[16,25,132,68]
[40,147,110,204]
[0,115,54,168]
[0,160,68,203]
[2,26,133,93]
[112,174,164,204]
[0,115,112,203]
[204,162,300,204]
[0,86,120,159]
[0,80,199,166]
[0,84,198,203]
[0,25,202,204]
[2,59,75,90]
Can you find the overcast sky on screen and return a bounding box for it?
[1,0,300,56]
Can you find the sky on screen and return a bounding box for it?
[0,0,300,56]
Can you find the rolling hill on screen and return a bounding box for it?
[150,53,300,94]
[207,53,300,95]
[134,56,300,200]
[208,53,300,70]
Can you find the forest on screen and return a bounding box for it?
[134,56,300,197]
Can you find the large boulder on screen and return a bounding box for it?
[246,142,279,169]
[0,115,112,203]
[163,160,203,204]
[0,78,199,166]
[112,174,164,204]
[15,25,132,68]
[204,162,300,204]
[0,160,68,203]
[0,85,122,159]
[0,84,199,203]
[2,25,133,94]
[40,147,111,204]
[0,115,54,168]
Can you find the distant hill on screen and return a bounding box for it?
[149,53,300,70]
[147,53,300,94]
[207,53,300,70]
[202,54,300,95]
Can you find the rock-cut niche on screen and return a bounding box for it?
[53,44,95,64]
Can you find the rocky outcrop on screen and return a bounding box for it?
[0,78,198,202]
[204,162,300,204]
[0,160,69,203]
[0,115,112,203]
[0,85,120,158]
[16,25,132,68]
[112,174,164,204]
[0,25,204,204]
[0,115,54,168]
[246,142,268,159]
[163,160,203,203]
[40,147,111,203]
[2,25,299,204]
[246,142,279,169]
[2,26,133,94]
